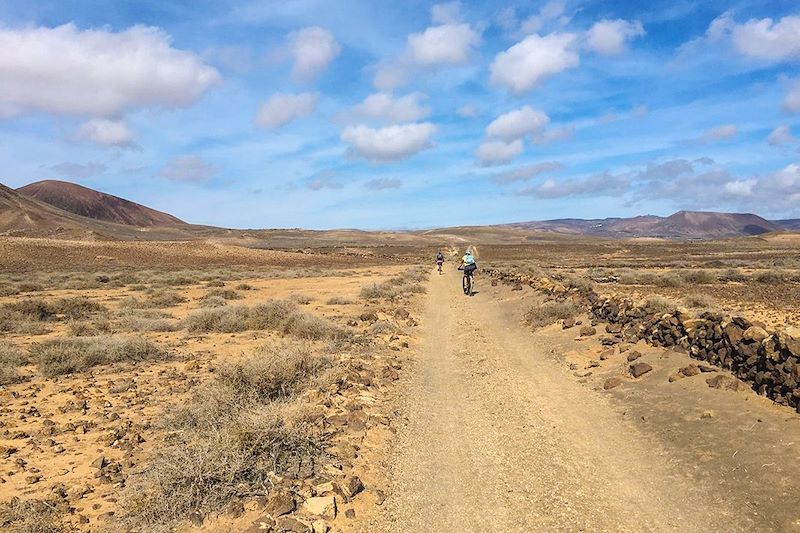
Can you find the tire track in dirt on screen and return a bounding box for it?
[382,268,757,532]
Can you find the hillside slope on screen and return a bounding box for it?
[18,180,184,227]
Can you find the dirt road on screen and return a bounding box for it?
[381,268,768,532]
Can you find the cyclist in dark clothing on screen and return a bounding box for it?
[436,251,444,273]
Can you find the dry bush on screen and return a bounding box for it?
[184,306,250,333]
[30,336,168,377]
[653,272,683,287]
[719,268,748,282]
[202,288,241,302]
[326,296,352,305]
[360,283,397,300]
[754,270,785,284]
[53,297,106,319]
[369,320,396,335]
[644,296,676,315]
[524,300,579,329]
[680,269,717,284]
[206,280,226,288]
[146,290,187,308]
[16,282,44,293]
[563,275,594,295]
[0,342,26,386]
[684,294,717,310]
[3,299,55,321]
[197,296,228,308]
[0,497,68,533]
[67,319,113,337]
[118,345,327,532]
[235,283,254,291]
[289,293,314,305]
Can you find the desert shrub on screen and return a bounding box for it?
[680,270,717,284]
[184,306,250,333]
[643,296,676,315]
[16,282,44,293]
[119,345,327,532]
[53,297,106,319]
[147,290,187,308]
[684,294,717,310]
[202,288,241,302]
[0,497,68,533]
[116,315,177,333]
[129,284,148,292]
[67,319,113,337]
[289,293,313,305]
[754,270,785,284]
[369,320,396,335]
[198,296,228,308]
[563,275,594,295]
[3,299,55,321]
[206,280,225,288]
[326,296,352,305]
[0,285,20,297]
[30,336,168,376]
[653,272,684,287]
[0,342,26,386]
[524,300,579,329]
[360,283,396,300]
[234,283,254,291]
[719,268,748,282]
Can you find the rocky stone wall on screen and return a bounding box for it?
[486,267,800,412]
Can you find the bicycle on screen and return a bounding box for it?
[458,266,474,296]
[437,261,443,274]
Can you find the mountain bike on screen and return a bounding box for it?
[437,260,443,274]
[458,266,474,296]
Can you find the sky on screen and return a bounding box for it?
[0,0,799,229]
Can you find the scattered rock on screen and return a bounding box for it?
[679,364,700,377]
[579,325,596,337]
[706,374,744,391]
[562,317,576,329]
[344,476,364,498]
[302,496,336,520]
[248,515,276,532]
[345,509,356,519]
[744,326,768,343]
[359,311,378,323]
[226,499,245,518]
[393,308,410,320]
[626,351,642,362]
[603,377,622,390]
[701,410,715,419]
[512,283,523,291]
[265,492,296,517]
[630,362,653,378]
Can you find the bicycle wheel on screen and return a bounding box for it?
[462,274,469,295]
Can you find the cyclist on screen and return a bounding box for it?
[460,247,477,295]
[436,251,444,273]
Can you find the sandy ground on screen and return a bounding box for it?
[378,268,800,532]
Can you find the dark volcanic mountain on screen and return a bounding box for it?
[18,180,184,227]
[510,211,782,239]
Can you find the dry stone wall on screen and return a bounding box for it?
[486,267,800,412]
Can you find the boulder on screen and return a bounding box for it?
[580,325,597,337]
[603,377,622,390]
[744,326,769,343]
[630,362,653,378]
[626,351,642,362]
[706,374,744,391]
[562,317,576,329]
[679,364,700,377]
[303,496,337,520]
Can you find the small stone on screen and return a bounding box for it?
[680,364,700,377]
[393,308,410,320]
[706,374,744,391]
[248,515,276,531]
[668,373,685,383]
[25,474,42,484]
[512,283,523,291]
[188,512,204,527]
[93,456,107,470]
[701,410,715,419]
[265,492,296,517]
[580,325,596,337]
[303,496,336,520]
[345,509,356,519]
[562,317,576,329]
[312,520,329,533]
[603,377,622,390]
[345,476,364,498]
[744,326,769,342]
[274,516,311,533]
[373,489,386,506]
[626,351,642,362]
[226,499,245,518]
[630,362,653,378]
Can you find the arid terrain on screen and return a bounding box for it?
[1,183,800,532]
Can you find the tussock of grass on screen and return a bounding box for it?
[680,269,717,284]
[326,296,352,305]
[119,345,327,532]
[644,296,677,315]
[754,270,785,284]
[0,497,68,533]
[524,301,579,329]
[202,288,241,302]
[684,294,716,310]
[0,342,26,386]
[289,293,313,305]
[235,283,254,291]
[30,336,168,376]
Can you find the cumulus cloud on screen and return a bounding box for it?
[490,33,579,94]
[784,77,800,113]
[586,19,645,55]
[287,27,340,83]
[75,119,137,148]
[307,171,343,190]
[202,45,253,74]
[50,161,107,179]
[364,178,402,190]
[520,1,568,35]
[159,155,218,183]
[352,92,430,123]
[0,23,219,119]
[490,161,564,184]
[475,139,523,166]
[457,104,479,118]
[341,123,436,163]
[407,23,480,66]
[636,159,695,180]
[730,16,800,62]
[518,172,629,199]
[699,124,738,143]
[486,106,549,141]
[532,124,576,145]
[431,2,461,24]
[255,93,319,129]
[767,125,795,146]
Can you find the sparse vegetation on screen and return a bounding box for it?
[0,497,68,533]
[524,300,579,329]
[684,294,717,310]
[202,288,241,302]
[326,296,352,305]
[754,270,785,284]
[30,336,168,376]
[643,296,677,315]
[289,293,313,305]
[0,342,26,385]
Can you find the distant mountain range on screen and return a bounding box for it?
[1,179,798,241]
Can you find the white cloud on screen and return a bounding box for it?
[75,119,136,147]
[431,2,461,24]
[520,1,567,35]
[475,139,523,166]
[767,125,795,146]
[341,123,436,163]
[457,104,479,118]
[255,93,319,129]
[490,161,563,184]
[486,106,549,141]
[586,19,645,56]
[287,26,340,83]
[160,155,218,183]
[519,172,629,198]
[307,171,343,190]
[407,23,480,66]
[731,16,800,62]
[723,179,757,197]
[0,23,219,119]
[352,92,430,123]
[364,178,402,190]
[785,77,800,113]
[700,124,738,143]
[490,33,579,94]
[532,124,576,145]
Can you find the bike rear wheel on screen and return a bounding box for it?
[462,274,472,295]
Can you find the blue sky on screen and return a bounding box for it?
[0,0,799,229]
